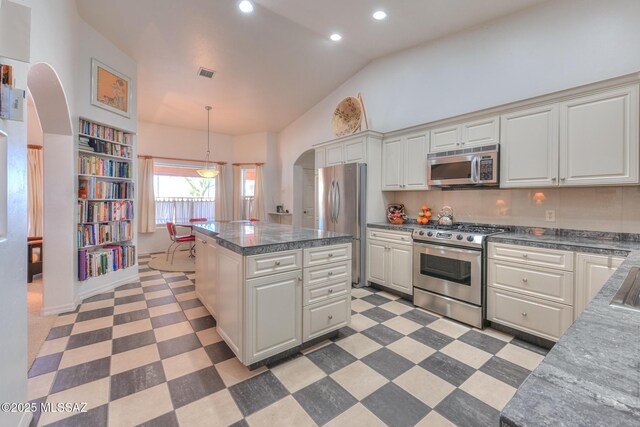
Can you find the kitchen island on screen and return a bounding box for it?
[192,221,353,368]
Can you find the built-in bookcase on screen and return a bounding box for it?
[77,118,136,281]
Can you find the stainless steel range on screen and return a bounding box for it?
[412,224,506,328]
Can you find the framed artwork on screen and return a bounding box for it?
[90,58,132,118]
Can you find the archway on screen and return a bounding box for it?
[292,149,315,228]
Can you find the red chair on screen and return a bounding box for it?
[166,222,195,264]
[189,218,208,223]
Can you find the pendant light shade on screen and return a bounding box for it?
[197,105,219,178]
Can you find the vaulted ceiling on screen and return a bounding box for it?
[75,0,548,135]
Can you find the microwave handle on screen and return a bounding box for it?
[471,157,480,183]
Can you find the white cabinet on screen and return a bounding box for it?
[574,253,624,319]
[195,232,217,317]
[382,131,428,191]
[315,147,326,169]
[325,142,344,166]
[366,228,412,295]
[345,137,366,163]
[430,116,499,153]
[216,245,244,358]
[500,104,560,188]
[317,135,367,167]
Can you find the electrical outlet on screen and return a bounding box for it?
[545,210,556,222]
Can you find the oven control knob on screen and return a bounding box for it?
[456,234,463,240]
[427,231,433,237]
[467,235,475,242]
[419,231,425,236]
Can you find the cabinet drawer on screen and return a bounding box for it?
[488,242,574,271]
[303,260,351,287]
[303,278,350,306]
[303,244,351,267]
[487,287,573,342]
[488,260,574,305]
[303,295,350,342]
[367,229,412,245]
[246,249,302,279]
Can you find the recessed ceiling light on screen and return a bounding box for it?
[330,33,342,42]
[373,10,387,20]
[239,0,253,13]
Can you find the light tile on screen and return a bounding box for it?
[144,289,174,300]
[380,300,413,315]
[169,279,193,289]
[196,327,223,346]
[58,340,112,369]
[440,340,492,369]
[175,291,197,302]
[330,360,388,400]
[184,306,210,320]
[162,272,185,278]
[140,278,166,286]
[496,343,545,371]
[386,336,436,364]
[215,357,267,387]
[351,299,376,313]
[324,402,386,427]
[383,316,422,335]
[416,411,457,427]
[349,313,377,332]
[375,291,400,301]
[148,302,182,318]
[108,383,174,426]
[110,344,160,375]
[78,299,115,313]
[113,300,147,315]
[246,395,316,427]
[479,327,513,343]
[351,288,374,298]
[335,333,382,359]
[112,318,152,339]
[37,337,69,357]
[54,313,78,327]
[175,389,243,427]
[71,316,113,335]
[38,378,109,425]
[271,356,326,393]
[427,318,470,338]
[139,270,162,278]
[27,371,56,401]
[394,366,456,408]
[154,321,194,342]
[113,287,143,298]
[162,348,213,381]
[460,371,517,410]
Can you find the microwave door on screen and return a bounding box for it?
[428,154,475,186]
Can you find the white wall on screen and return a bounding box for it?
[278,0,640,210]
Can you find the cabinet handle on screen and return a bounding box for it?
[328,315,333,320]
[297,276,302,282]
[522,254,528,258]
[522,312,527,317]
[401,237,406,240]
[328,253,334,258]
[275,261,281,266]
[372,233,377,237]
[328,271,333,276]
[328,289,333,293]
[560,177,566,182]
[522,277,528,282]
[551,177,557,182]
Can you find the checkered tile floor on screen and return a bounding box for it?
[27,254,548,427]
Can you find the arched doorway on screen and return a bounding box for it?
[293,149,315,228]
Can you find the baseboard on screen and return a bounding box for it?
[42,301,78,316]
[18,411,33,427]
[76,273,140,302]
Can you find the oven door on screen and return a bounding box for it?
[413,242,482,305]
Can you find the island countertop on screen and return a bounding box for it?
[192,221,352,256]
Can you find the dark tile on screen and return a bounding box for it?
[172,284,195,295]
[459,330,508,354]
[115,293,146,306]
[164,275,189,283]
[46,324,73,340]
[419,352,476,387]
[146,295,178,308]
[142,283,170,293]
[401,309,439,326]
[115,282,141,291]
[396,298,414,307]
[229,371,289,416]
[110,361,166,401]
[136,411,179,427]
[140,274,163,282]
[362,382,430,427]
[82,292,114,303]
[361,324,404,346]
[361,306,396,323]
[511,338,550,356]
[409,327,454,350]
[189,315,216,332]
[46,404,108,427]
[76,307,114,323]
[330,326,357,342]
[227,420,249,427]
[293,377,357,425]
[114,309,150,326]
[66,327,112,350]
[204,341,235,364]
[361,348,413,380]
[28,352,63,378]
[307,343,357,374]
[28,396,46,427]
[150,311,188,329]
[168,366,226,409]
[50,357,111,393]
[113,330,156,354]
[480,356,532,388]
[361,294,392,306]
[158,334,202,359]
[436,389,500,427]
[179,298,203,310]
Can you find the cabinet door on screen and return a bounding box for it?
[462,116,500,148]
[315,147,326,169]
[575,253,624,319]
[560,85,639,186]
[367,239,387,286]
[204,241,217,317]
[387,242,413,295]
[500,105,559,188]
[404,132,428,190]
[344,137,366,163]
[325,143,344,166]
[246,270,302,364]
[216,245,244,359]
[382,136,403,190]
[430,125,461,152]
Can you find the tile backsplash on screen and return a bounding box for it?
[392,186,640,233]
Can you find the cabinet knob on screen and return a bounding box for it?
[328,289,333,293]
[328,253,334,258]
[522,312,528,317]
[522,277,528,282]
[328,271,333,276]
[560,177,566,182]
[328,315,333,320]
[401,237,406,240]
[522,254,528,258]
[297,276,302,282]
[275,261,281,266]
[551,177,557,182]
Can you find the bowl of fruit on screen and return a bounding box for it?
[387,204,408,225]
[417,205,432,225]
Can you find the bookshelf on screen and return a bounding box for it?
[77,118,136,281]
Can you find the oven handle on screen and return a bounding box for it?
[413,241,481,256]
[471,157,480,183]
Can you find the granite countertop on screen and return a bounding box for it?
[192,221,352,256]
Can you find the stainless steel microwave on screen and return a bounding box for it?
[427,145,499,187]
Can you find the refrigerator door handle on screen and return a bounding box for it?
[335,181,341,223]
[328,180,335,223]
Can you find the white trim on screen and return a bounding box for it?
[18,412,33,427]
[42,301,78,317]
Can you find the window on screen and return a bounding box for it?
[240,166,256,219]
[153,163,216,224]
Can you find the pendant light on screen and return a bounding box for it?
[197,105,219,178]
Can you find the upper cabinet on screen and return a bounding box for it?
[316,135,367,168]
[501,84,640,188]
[382,131,429,191]
[430,116,499,153]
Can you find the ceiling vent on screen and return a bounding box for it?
[197,67,216,79]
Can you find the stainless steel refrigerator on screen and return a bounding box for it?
[317,163,366,286]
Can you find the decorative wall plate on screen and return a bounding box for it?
[331,96,362,137]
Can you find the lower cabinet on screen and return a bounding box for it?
[216,245,244,358]
[303,296,350,342]
[366,228,412,295]
[574,253,624,319]
[195,232,217,317]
